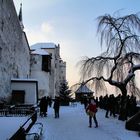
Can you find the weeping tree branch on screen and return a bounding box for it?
[80,12,140,96]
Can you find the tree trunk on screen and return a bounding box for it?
[119,85,127,96]
[118,85,128,121]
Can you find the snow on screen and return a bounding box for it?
[38,103,139,140]
[31,49,49,55]
[31,43,57,50]
[75,84,93,94]
[11,78,38,82]
[26,123,43,140]
[1,104,139,140]
[0,116,28,140]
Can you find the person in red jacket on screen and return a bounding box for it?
[86,98,98,128]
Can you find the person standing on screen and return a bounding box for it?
[86,98,98,128]
[39,96,48,117]
[53,96,60,118]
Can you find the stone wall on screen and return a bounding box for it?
[0,0,30,101]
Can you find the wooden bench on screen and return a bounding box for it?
[23,118,33,132]
[26,122,43,140]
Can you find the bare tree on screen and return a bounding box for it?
[80,13,140,97]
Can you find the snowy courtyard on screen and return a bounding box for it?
[37,103,139,140]
[0,117,28,140]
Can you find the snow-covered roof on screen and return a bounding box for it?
[30,43,57,50]
[11,78,38,82]
[75,84,93,94]
[31,49,49,55]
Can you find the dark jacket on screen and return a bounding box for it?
[53,98,60,110]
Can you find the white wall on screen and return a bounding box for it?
[43,48,56,97]
[31,71,50,99]
[11,80,38,104]
[30,54,50,98]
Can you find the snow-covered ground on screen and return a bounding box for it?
[37,103,139,140]
[0,116,28,140]
[0,103,139,140]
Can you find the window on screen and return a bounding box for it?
[42,55,51,72]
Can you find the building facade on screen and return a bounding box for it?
[59,59,66,84]
[0,1,66,103]
[31,43,66,98]
[0,0,30,101]
[30,48,51,99]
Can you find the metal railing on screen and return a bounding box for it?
[0,104,38,140]
[0,104,36,116]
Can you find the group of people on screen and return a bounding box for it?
[83,94,137,128]
[39,95,99,128]
[39,94,138,129]
[39,96,60,118]
[98,94,137,121]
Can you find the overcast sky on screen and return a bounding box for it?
[13,0,140,87]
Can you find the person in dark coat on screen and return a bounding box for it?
[104,94,110,118]
[53,96,60,118]
[86,98,98,128]
[47,96,52,108]
[105,94,116,118]
[118,95,128,121]
[39,96,48,117]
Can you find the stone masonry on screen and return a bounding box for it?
[0,0,30,101]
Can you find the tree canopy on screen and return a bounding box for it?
[80,13,140,97]
[59,81,72,101]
